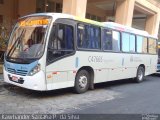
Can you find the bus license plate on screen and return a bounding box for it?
[12,76,18,82]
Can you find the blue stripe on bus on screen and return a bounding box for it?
[122,58,124,66]
[150,59,152,65]
[75,57,79,68]
[5,60,38,76]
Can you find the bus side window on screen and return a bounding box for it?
[129,34,136,53]
[122,32,130,52]
[89,26,100,49]
[137,35,143,53]
[85,25,90,48]
[47,24,74,62]
[112,31,120,52]
[77,24,85,48]
[89,27,94,48]
[58,24,74,50]
[48,25,56,49]
[48,24,74,50]
[65,26,74,50]
[77,24,89,48]
[103,29,112,50]
[57,24,65,50]
[95,27,101,49]
[78,24,100,50]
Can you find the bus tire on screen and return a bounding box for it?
[74,70,90,94]
[135,66,145,83]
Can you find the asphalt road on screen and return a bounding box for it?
[68,75,160,114]
[0,74,160,116]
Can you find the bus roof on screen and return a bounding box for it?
[21,13,157,39]
[102,22,157,39]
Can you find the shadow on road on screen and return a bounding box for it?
[95,74,160,89]
[2,83,73,99]
[152,73,160,77]
[94,79,135,90]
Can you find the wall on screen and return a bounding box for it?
[0,0,14,31]
[18,0,36,17]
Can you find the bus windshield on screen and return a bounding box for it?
[6,16,51,63]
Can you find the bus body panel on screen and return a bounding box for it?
[3,13,158,91]
[3,56,47,91]
[45,51,157,90]
[3,69,46,91]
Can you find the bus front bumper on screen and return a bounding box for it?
[3,68,47,91]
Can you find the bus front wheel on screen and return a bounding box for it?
[74,70,90,94]
[135,66,145,83]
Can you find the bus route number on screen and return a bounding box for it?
[88,56,103,63]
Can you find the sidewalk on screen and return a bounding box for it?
[0,74,4,86]
[0,74,3,80]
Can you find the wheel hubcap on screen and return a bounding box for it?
[79,75,87,89]
[138,69,143,81]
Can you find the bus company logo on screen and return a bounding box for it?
[130,56,134,62]
[21,66,27,70]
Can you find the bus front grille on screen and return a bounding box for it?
[7,68,28,76]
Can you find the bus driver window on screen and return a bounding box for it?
[47,24,74,62]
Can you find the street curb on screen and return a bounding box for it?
[0,74,3,79]
[0,74,4,87]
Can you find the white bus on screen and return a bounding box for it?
[3,13,157,93]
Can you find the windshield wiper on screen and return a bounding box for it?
[7,57,37,64]
[7,29,26,57]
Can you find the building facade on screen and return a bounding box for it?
[0,0,160,73]
[0,0,160,36]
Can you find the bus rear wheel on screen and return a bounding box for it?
[74,70,90,94]
[135,66,145,83]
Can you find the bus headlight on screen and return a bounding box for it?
[28,64,41,76]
